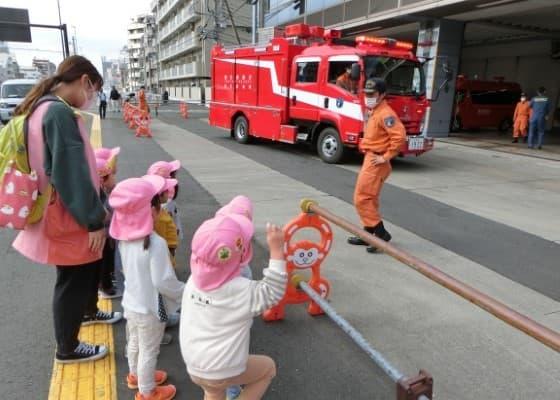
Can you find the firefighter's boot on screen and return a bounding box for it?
[347,227,376,246]
[366,222,392,254]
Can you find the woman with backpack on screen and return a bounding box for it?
[12,55,120,364]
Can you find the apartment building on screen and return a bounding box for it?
[127,14,155,91]
[152,0,252,101]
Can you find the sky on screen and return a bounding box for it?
[0,0,151,72]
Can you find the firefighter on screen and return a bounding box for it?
[528,86,550,150]
[348,79,406,253]
[512,92,530,143]
[137,85,149,117]
[336,67,355,93]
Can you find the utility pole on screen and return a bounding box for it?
[56,0,65,57]
[250,0,258,44]
[224,0,241,45]
[71,25,77,55]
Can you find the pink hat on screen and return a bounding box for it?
[147,160,181,178]
[94,147,120,161]
[190,214,254,291]
[215,195,254,265]
[109,177,159,240]
[141,175,177,194]
[94,147,120,177]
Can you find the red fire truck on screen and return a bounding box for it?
[452,75,522,132]
[209,23,438,163]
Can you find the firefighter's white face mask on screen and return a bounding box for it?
[521,97,526,102]
[365,95,379,109]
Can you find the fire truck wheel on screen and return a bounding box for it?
[233,115,250,144]
[317,127,345,164]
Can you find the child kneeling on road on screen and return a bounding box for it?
[109,176,185,400]
[180,213,287,400]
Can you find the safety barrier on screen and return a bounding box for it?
[299,199,560,354]
[264,208,433,399]
[122,102,152,138]
[179,101,189,119]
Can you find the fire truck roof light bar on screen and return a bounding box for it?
[355,35,414,50]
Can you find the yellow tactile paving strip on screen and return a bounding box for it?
[48,299,118,400]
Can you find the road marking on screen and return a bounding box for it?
[47,299,117,400]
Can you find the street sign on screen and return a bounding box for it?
[0,7,31,42]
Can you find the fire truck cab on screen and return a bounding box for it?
[210,23,433,163]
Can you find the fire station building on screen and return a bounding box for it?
[264,0,560,137]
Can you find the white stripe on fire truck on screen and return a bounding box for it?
[218,58,364,122]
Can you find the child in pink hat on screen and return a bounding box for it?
[109,177,185,400]
[94,147,122,300]
[180,215,287,400]
[147,160,183,247]
[216,195,254,280]
[143,174,179,266]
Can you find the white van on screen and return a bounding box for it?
[0,79,37,124]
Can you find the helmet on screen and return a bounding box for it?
[363,78,386,94]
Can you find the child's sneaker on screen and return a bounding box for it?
[127,370,168,389]
[82,310,123,326]
[55,342,108,364]
[165,312,180,328]
[135,384,176,400]
[160,332,173,345]
[226,385,242,399]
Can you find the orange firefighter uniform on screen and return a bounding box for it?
[138,88,149,115]
[336,72,355,93]
[354,100,406,228]
[513,100,530,139]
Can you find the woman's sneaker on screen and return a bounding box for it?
[99,287,123,299]
[82,310,123,326]
[55,342,108,364]
[127,370,168,389]
[135,384,176,400]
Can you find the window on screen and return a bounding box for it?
[470,90,520,105]
[1,84,34,98]
[296,61,319,83]
[328,61,357,94]
[363,56,425,96]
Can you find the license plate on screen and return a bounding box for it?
[408,137,424,151]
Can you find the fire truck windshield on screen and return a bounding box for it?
[363,56,425,96]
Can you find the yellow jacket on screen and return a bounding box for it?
[154,209,178,249]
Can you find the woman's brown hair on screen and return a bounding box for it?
[15,55,103,116]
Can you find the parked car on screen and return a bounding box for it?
[0,79,37,124]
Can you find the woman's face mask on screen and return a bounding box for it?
[79,78,96,110]
[521,97,526,102]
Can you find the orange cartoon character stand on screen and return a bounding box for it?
[262,211,333,322]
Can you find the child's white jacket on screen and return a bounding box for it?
[120,233,185,318]
[179,259,287,380]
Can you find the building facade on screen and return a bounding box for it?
[18,66,43,80]
[127,14,150,91]
[101,57,125,90]
[32,58,56,77]
[0,42,20,83]
[152,0,252,100]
